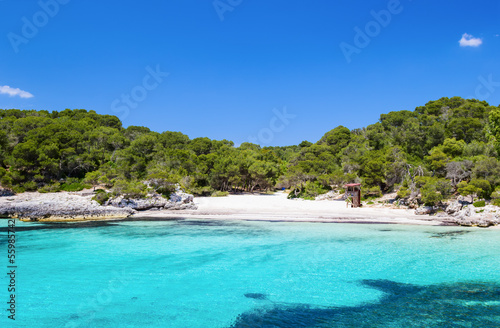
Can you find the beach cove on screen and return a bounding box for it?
[0,190,466,226]
[135,192,457,226]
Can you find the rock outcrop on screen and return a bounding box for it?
[164,190,197,210]
[415,206,435,215]
[413,199,499,227]
[445,201,463,215]
[106,189,197,211]
[0,192,135,221]
[397,197,420,209]
[0,188,197,222]
[106,195,168,210]
[452,205,500,227]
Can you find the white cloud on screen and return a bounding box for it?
[0,85,34,98]
[459,33,483,47]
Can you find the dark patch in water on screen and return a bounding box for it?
[0,220,121,232]
[245,293,268,300]
[0,217,243,233]
[378,229,392,232]
[0,218,262,237]
[228,280,500,327]
[430,230,471,239]
[131,297,138,301]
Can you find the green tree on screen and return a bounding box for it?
[425,148,449,176]
[457,181,480,203]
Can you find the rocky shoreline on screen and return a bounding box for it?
[0,189,197,222]
[317,191,500,228]
[415,199,500,228]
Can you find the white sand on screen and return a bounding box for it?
[133,191,453,226]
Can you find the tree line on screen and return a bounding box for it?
[2,97,500,205]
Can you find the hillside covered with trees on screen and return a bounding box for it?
[2,97,500,206]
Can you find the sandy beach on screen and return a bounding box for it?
[132,191,456,226]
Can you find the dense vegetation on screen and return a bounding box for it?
[2,97,500,205]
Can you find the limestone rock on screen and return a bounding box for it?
[106,190,197,211]
[452,204,500,227]
[394,196,414,208]
[106,195,168,210]
[445,201,462,215]
[0,192,135,221]
[415,206,434,215]
[164,191,197,210]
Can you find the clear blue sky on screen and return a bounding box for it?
[1,0,499,146]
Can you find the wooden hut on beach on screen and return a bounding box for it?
[344,183,361,208]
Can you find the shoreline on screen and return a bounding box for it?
[2,191,499,229]
[130,212,455,226]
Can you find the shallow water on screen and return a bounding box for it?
[1,219,499,327]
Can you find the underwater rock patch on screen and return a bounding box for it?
[229,280,500,328]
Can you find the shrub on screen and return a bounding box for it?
[61,182,86,192]
[415,177,452,206]
[147,172,177,197]
[211,191,229,197]
[38,182,61,193]
[397,186,410,199]
[33,174,45,182]
[473,200,486,207]
[84,171,101,187]
[288,181,329,200]
[421,184,442,206]
[303,181,329,199]
[11,185,25,193]
[491,187,500,199]
[457,181,478,201]
[112,180,147,199]
[434,179,452,198]
[491,199,500,206]
[59,177,91,191]
[469,179,492,199]
[23,181,38,191]
[362,186,382,200]
[188,186,213,196]
[415,176,430,188]
[0,174,13,188]
[92,190,112,205]
[457,179,492,202]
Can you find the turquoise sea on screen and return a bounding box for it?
[1,218,500,327]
